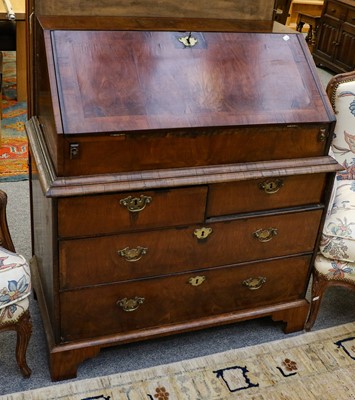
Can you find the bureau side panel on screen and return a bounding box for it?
[33,20,64,175]
[30,156,59,339]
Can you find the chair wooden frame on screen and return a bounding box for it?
[305,268,355,331]
[0,190,32,377]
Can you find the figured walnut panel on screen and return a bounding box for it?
[51,31,333,135]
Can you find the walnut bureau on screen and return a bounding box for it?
[26,18,341,381]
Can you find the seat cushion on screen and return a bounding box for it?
[0,247,31,310]
[315,254,355,284]
[319,180,355,263]
[0,297,29,326]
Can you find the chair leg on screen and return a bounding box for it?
[305,271,329,331]
[15,310,32,378]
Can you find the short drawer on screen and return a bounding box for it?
[58,186,207,237]
[325,1,347,20]
[60,255,311,341]
[207,173,326,217]
[59,209,322,289]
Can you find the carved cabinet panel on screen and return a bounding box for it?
[313,0,355,73]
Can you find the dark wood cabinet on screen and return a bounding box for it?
[27,14,341,381]
[274,0,293,24]
[313,0,355,73]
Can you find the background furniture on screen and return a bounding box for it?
[286,0,324,28]
[306,70,355,330]
[0,190,32,377]
[312,0,355,74]
[296,12,321,52]
[274,0,293,25]
[0,0,27,102]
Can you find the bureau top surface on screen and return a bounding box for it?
[48,31,333,134]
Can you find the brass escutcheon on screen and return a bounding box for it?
[178,33,198,47]
[118,246,148,262]
[253,228,278,242]
[117,297,145,312]
[194,227,213,240]
[188,276,206,287]
[119,195,152,213]
[259,179,284,194]
[242,276,267,290]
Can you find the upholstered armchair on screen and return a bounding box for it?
[0,190,32,377]
[306,70,355,330]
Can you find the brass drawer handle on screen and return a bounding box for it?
[118,246,148,262]
[259,179,284,194]
[117,297,145,312]
[119,195,152,213]
[194,227,213,240]
[242,276,267,290]
[188,276,206,286]
[253,228,278,242]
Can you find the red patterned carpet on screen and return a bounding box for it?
[0,51,28,181]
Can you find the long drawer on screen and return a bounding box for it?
[58,186,207,237]
[61,124,330,176]
[59,208,322,289]
[60,255,311,341]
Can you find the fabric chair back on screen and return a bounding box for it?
[326,71,355,180]
[0,248,31,310]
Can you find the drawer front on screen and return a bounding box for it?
[325,1,347,20]
[207,173,326,217]
[60,255,311,341]
[63,124,329,176]
[59,209,322,289]
[346,8,355,24]
[58,186,207,237]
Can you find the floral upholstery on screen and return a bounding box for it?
[317,74,355,274]
[329,79,355,180]
[315,254,355,284]
[0,297,29,325]
[0,247,31,326]
[320,180,355,263]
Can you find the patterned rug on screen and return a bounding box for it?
[0,51,28,181]
[1,322,354,400]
